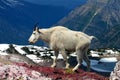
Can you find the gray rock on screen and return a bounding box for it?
[110,61,120,80]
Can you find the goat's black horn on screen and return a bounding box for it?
[34,22,39,31]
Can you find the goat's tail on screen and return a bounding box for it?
[89,36,98,40]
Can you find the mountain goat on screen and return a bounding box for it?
[28,25,95,71]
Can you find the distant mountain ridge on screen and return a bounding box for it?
[0,0,71,45]
[0,0,24,8]
[24,0,86,9]
[56,0,120,48]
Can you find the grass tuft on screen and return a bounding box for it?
[64,68,75,74]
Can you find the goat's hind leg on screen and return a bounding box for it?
[72,50,83,71]
[83,45,90,71]
[83,52,90,71]
[51,51,59,68]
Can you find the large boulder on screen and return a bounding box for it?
[110,61,120,80]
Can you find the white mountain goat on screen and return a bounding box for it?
[28,25,95,71]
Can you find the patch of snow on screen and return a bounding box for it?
[105,50,115,54]
[70,52,76,57]
[40,52,46,56]
[0,52,8,55]
[99,57,117,63]
[0,44,10,55]
[90,50,99,54]
[50,51,54,54]
[51,54,64,59]
[26,54,43,63]
[15,46,26,55]
[29,49,36,52]
[46,53,51,56]
[0,44,9,51]
[27,45,48,51]
[58,54,63,59]
[91,53,100,57]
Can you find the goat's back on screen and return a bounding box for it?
[50,27,91,51]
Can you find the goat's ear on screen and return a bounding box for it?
[34,27,38,31]
[33,23,39,31]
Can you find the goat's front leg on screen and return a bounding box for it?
[51,51,58,68]
[61,50,70,69]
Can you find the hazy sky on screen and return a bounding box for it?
[24,0,85,9]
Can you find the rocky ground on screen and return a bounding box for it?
[0,55,51,80]
[0,54,109,80]
[0,44,118,80]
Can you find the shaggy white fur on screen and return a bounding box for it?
[29,26,95,71]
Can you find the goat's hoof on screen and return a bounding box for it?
[65,64,70,69]
[72,68,79,73]
[72,68,78,72]
[51,65,56,68]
